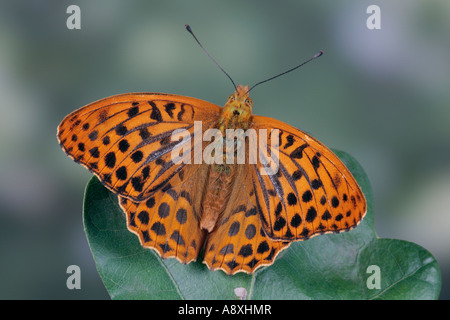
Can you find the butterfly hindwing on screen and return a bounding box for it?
[119,164,209,263]
[57,93,221,201]
[203,164,290,274]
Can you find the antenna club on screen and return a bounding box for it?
[185,24,192,33]
[314,51,324,59]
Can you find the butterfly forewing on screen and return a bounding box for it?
[57,93,221,201]
[251,115,366,241]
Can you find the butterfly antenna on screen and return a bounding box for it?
[185,24,237,91]
[247,51,324,93]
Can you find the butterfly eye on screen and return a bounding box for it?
[229,96,235,101]
[245,99,251,105]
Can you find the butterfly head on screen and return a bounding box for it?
[220,84,253,130]
[227,84,253,110]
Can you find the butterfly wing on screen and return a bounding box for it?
[250,115,367,241]
[202,164,290,274]
[119,164,209,264]
[57,93,221,201]
[202,114,366,275]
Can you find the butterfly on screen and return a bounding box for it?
[57,25,366,275]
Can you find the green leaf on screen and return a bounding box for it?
[83,150,441,299]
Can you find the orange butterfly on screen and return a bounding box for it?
[57,26,366,275]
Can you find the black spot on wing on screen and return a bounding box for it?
[139,127,150,140]
[290,143,308,159]
[88,130,98,141]
[115,124,128,136]
[149,101,162,122]
[164,103,176,118]
[89,147,100,158]
[104,152,116,168]
[284,135,294,149]
[177,104,186,121]
[127,103,139,118]
[131,150,144,163]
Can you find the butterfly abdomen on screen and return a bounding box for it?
[200,164,236,232]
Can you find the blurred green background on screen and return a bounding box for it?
[1,0,449,299]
